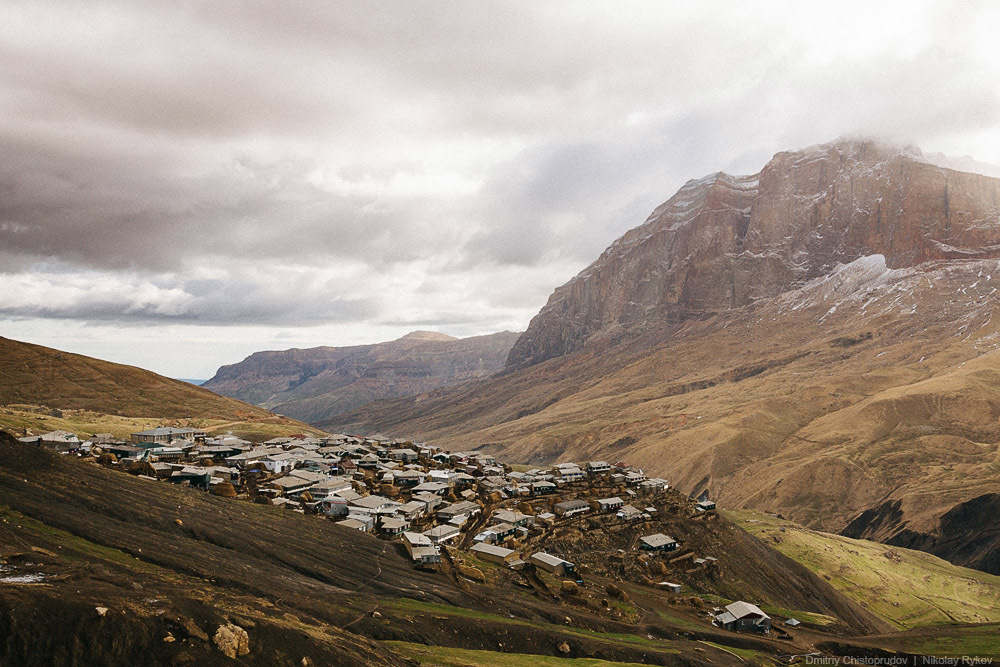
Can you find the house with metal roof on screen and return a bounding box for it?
[531,480,556,495]
[471,543,520,566]
[423,524,461,544]
[586,461,611,473]
[528,552,575,576]
[378,517,409,538]
[639,533,679,552]
[335,518,369,531]
[349,494,398,513]
[402,532,440,564]
[553,463,585,482]
[131,427,205,445]
[436,500,480,522]
[714,601,771,634]
[553,499,590,517]
[617,504,643,521]
[492,509,532,527]
[595,497,624,513]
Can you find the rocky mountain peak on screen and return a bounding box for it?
[507,139,1000,369]
[398,330,459,342]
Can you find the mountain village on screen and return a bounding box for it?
[17,426,779,637]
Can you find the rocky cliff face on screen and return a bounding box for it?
[203,330,520,424]
[508,139,1000,369]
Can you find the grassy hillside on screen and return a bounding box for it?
[726,510,1000,630]
[0,403,320,442]
[1,336,274,419]
[0,336,319,440]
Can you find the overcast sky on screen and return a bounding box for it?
[2,1,999,378]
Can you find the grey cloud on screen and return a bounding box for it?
[0,269,377,326]
[2,0,999,348]
[0,140,467,273]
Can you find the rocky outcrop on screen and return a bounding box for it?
[203,330,521,425]
[508,139,1000,369]
[213,623,250,659]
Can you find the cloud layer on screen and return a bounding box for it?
[2,1,999,376]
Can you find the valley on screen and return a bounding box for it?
[6,138,1000,664]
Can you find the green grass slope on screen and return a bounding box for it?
[726,510,1000,630]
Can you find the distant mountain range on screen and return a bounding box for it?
[201,330,521,424]
[325,138,1000,575]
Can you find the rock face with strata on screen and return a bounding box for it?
[507,139,1000,369]
[204,330,520,424]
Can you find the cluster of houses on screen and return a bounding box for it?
[17,426,794,637]
[18,427,684,571]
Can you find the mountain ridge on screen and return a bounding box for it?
[203,330,521,424]
[507,138,1000,369]
[325,139,1000,575]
